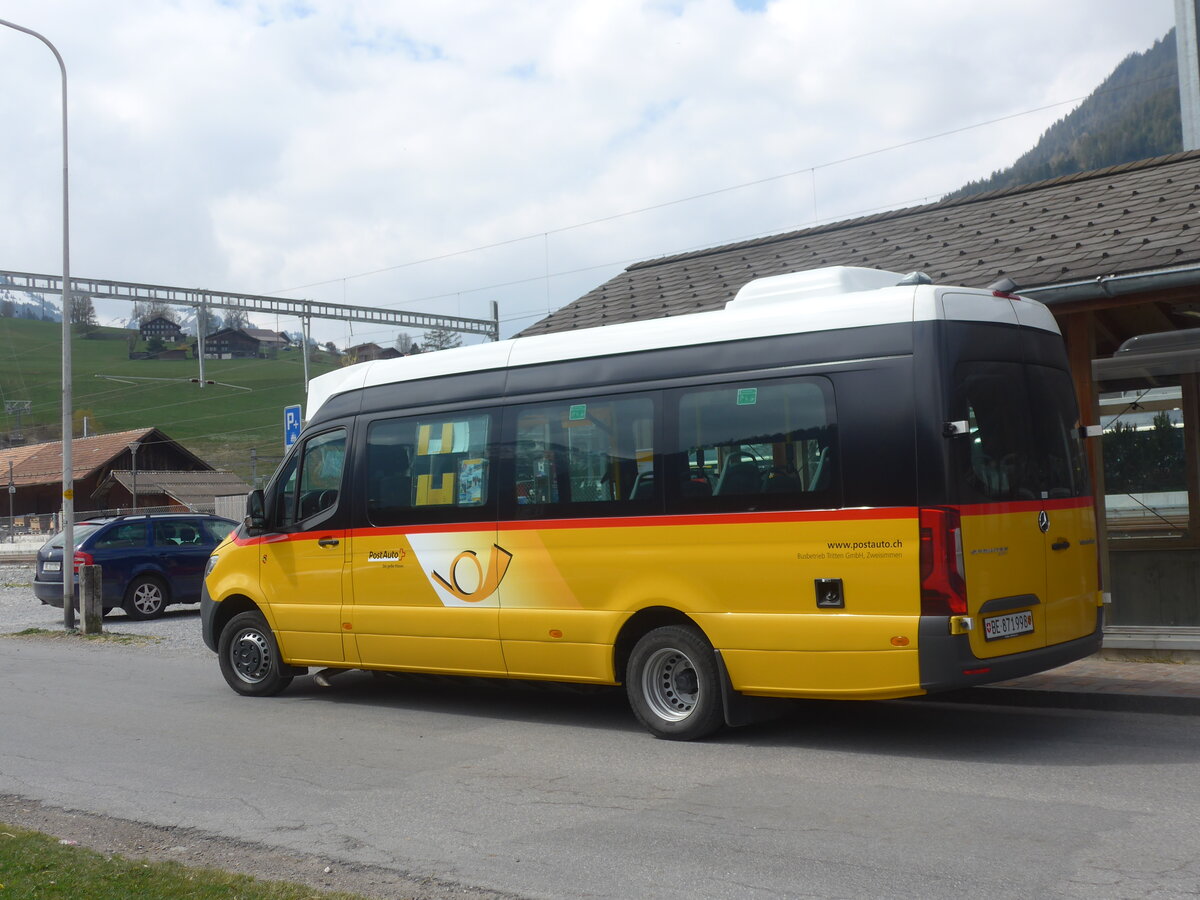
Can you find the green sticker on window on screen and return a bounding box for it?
[736,388,758,406]
[568,404,587,420]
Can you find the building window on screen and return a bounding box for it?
[1099,383,1189,541]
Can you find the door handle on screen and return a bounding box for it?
[318,537,340,548]
[1051,539,1070,551]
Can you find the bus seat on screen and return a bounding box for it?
[370,473,411,512]
[762,468,803,493]
[631,471,655,499]
[715,455,761,495]
[809,448,830,491]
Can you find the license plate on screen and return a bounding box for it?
[42,561,61,573]
[983,609,1034,641]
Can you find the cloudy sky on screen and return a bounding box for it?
[0,0,1180,345]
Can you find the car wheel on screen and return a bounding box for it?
[626,624,725,741]
[123,575,169,620]
[218,610,293,697]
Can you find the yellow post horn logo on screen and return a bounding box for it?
[431,544,513,602]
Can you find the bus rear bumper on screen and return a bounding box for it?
[918,608,1104,694]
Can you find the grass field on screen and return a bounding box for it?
[0,822,374,900]
[0,318,341,481]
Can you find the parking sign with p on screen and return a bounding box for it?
[284,404,302,450]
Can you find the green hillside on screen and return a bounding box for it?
[947,29,1182,200]
[0,318,341,481]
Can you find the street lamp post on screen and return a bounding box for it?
[0,18,74,629]
[7,460,13,543]
[127,442,139,512]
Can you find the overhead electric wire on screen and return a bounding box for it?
[269,72,1174,303]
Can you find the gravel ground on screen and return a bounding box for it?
[0,563,210,657]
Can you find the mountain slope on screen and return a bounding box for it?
[947,29,1182,200]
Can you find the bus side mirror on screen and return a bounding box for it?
[245,490,267,536]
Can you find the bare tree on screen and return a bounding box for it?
[421,325,463,352]
[69,294,97,326]
[131,300,180,325]
[224,309,250,331]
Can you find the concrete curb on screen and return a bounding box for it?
[926,685,1200,716]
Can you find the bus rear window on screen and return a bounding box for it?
[953,362,1089,502]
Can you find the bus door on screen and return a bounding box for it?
[496,393,659,682]
[949,362,1098,659]
[259,427,348,665]
[1025,365,1099,646]
[347,412,506,675]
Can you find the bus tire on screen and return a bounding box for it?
[626,625,725,741]
[218,610,293,697]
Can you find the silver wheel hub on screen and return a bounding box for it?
[132,583,163,614]
[231,629,272,683]
[641,647,699,722]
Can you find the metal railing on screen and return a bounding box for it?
[1,505,201,541]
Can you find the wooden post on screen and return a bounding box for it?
[79,564,102,635]
[1181,374,1200,542]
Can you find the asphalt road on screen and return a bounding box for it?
[2,566,1200,899]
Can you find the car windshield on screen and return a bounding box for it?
[43,522,107,550]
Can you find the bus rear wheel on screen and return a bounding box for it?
[626,625,724,741]
[218,610,293,697]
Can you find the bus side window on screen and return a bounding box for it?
[270,427,346,528]
[365,413,492,526]
[671,377,838,511]
[512,393,657,516]
[297,430,346,520]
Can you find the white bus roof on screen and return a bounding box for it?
[306,266,1059,420]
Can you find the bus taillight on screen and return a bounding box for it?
[919,507,968,616]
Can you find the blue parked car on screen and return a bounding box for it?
[33,514,238,619]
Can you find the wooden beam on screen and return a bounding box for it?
[1047,284,1200,316]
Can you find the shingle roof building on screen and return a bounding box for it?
[519,150,1200,338]
[0,428,214,518]
[0,428,201,487]
[92,469,252,513]
[512,150,1200,643]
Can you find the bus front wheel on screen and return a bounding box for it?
[626,625,724,741]
[218,610,293,697]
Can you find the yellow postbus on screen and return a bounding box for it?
[201,266,1102,740]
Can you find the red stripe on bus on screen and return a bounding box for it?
[957,496,1093,517]
[348,508,919,540]
[232,496,1091,546]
